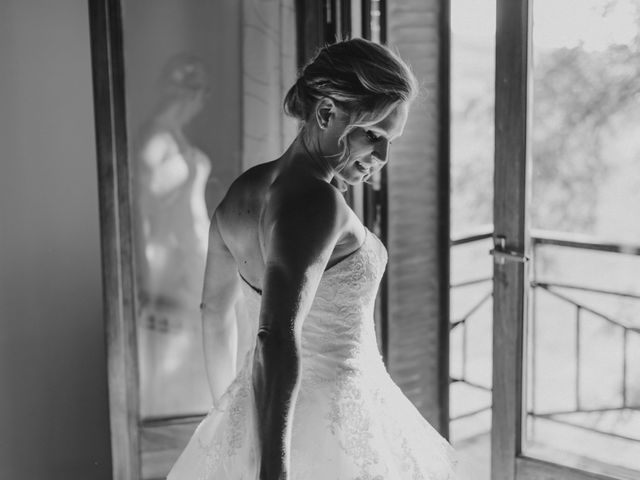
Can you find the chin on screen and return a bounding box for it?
[336,172,367,186]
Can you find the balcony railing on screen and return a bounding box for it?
[449,227,640,445]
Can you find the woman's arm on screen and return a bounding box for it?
[201,212,241,404]
[254,183,345,480]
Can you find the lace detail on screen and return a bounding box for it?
[194,365,252,477]
[168,229,456,480]
[326,370,386,479]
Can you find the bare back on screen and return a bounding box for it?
[214,157,366,292]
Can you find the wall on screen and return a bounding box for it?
[0,1,112,478]
[387,0,449,432]
[242,0,298,170]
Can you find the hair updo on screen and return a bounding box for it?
[159,53,209,100]
[284,38,418,168]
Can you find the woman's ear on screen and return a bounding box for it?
[315,97,337,130]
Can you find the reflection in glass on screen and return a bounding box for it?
[526,0,640,476]
[120,4,296,476]
[133,54,214,418]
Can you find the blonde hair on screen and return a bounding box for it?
[284,38,418,173]
[159,53,209,100]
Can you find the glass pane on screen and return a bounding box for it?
[123,0,242,422]
[449,1,495,478]
[121,1,243,477]
[526,0,640,476]
[450,238,493,466]
[450,0,495,236]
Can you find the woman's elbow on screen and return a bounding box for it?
[201,301,236,331]
[256,326,297,359]
[253,328,299,378]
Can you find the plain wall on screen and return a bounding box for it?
[0,1,112,478]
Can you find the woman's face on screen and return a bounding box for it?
[331,102,410,185]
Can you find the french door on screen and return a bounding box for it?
[492,1,640,479]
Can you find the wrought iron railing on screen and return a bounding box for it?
[449,227,640,441]
[449,226,493,422]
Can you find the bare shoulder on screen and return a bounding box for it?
[263,176,349,245]
[215,161,278,232]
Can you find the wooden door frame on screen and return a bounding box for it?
[492,1,627,479]
[88,1,140,479]
[492,0,531,476]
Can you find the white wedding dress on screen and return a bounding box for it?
[168,228,456,479]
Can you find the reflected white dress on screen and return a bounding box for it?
[168,228,456,479]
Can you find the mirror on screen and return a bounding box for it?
[116,1,296,477]
[123,2,241,420]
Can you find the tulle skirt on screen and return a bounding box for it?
[168,350,456,480]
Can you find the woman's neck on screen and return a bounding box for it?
[281,132,336,183]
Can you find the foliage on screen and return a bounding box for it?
[452,0,640,235]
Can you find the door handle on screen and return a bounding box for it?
[490,235,529,265]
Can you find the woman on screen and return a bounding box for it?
[133,54,216,417]
[168,38,456,479]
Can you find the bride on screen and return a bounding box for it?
[168,38,456,479]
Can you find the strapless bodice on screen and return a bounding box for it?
[238,228,388,382]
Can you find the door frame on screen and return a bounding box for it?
[88,1,140,479]
[491,0,531,477]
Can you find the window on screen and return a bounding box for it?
[450,0,640,478]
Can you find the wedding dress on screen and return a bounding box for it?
[168,228,456,479]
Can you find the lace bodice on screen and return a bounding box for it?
[238,228,388,381]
